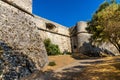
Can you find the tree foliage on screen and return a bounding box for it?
[95,1,109,13]
[87,0,120,52]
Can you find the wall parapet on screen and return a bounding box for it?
[2,0,33,16]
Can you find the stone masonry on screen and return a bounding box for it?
[0,0,48,75]
[0,0,119,79]
[34,16,71,53]
[70,21,119,56]
[4,0,32,13]
[0,0,119,58]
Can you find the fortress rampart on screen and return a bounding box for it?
[0,0,119,79]
[0,0,119,67]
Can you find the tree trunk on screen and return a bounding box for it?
[117,44,120,53]
[109,39,120,54]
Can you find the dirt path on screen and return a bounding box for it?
[44,58,109,80]
[55,58,104,72]
[29,56,120,80]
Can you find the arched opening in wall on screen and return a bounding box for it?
[46,23,57,32]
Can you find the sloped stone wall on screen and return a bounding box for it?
[0,0,48,72]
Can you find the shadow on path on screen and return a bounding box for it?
[44,58,105,80]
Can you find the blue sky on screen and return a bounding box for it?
[33,0,104,27]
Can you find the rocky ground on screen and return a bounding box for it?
[0,51,37,80]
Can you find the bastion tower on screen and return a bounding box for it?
[71,21,91,53]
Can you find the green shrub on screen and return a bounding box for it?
[63,50,71,55]
[44,38,61,55]
[66,52,71,55]
[48,61,56,66]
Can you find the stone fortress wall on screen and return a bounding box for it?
[1,0,72,53]
[0,0,119,79]
[4,0,32,13]
[70,21,91,53]
[34,16,71,53]
[0,0,48,70]
[70,22,119,56]
[0,0,119,58]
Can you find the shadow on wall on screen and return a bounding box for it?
[79,42,115,57]
[0,41,38,80]
[0,41,12,51]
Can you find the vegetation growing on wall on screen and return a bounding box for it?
[87,0,120,53]
[44,38,61,55]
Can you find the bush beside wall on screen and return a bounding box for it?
[44,38,61,56]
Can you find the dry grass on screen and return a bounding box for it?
[72,53,90,59]
[43,54,91,72]
[43,55,120,80]
[78,56,120,80]
[43,55,77,71]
